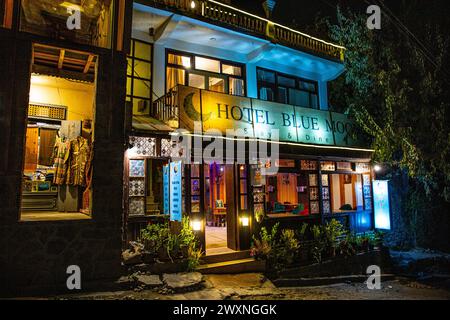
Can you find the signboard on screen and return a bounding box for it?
[163,164,170,215]
[201,90,253,137]
[169,161,182,222]
[175,85,365,148]
[251,99,297,142]
[295,107,334,145]
[373,180,391,230]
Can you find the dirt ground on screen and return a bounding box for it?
[52,273,450,301]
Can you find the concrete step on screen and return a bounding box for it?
[197,258,265,274]
[201,250,251,265]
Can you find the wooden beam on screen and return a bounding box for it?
[83,55,94,74]
[58,49,65,69]
[32,64,95,83]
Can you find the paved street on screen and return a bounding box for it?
[52,273,450,301]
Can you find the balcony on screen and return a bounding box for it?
[145,0,345,62]
[152,85,366,149]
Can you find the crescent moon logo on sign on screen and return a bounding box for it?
[183,92,211,122]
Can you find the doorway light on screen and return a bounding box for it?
[190,1,196,9]
[192,220,202,231]
[240,217,249,227]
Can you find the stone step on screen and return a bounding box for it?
[273,274,396,287]
[197,258,265,274]
[201,250,251,265]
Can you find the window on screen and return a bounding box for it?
[166,51,246,96]
[127,39,153,115]
[21,44,98,221]
[257,68,319,109]
[20,0,114,48]
[330,174,365,213]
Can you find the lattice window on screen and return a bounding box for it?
[28,103,67,121]
[160,138,174,158]
[129,136,156,157]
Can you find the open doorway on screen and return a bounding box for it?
[204,163,235,255]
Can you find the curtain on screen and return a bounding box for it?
[230,78,244,96]
[166,67,185,92]
[276,174,298,204]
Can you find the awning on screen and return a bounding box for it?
[132,115,174,133]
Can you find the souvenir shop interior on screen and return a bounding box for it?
[20,44,97,221]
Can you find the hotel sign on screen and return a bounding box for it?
[177,86,364,148]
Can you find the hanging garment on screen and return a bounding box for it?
[53,138,70,185]
[67,137,91,186]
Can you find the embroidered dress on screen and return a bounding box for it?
[67,137,90,186]
[53,139,70,185]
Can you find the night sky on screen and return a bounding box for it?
[229,0,450,41]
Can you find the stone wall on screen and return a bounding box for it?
[0,33,128,296]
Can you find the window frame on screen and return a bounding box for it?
[165,49,246,96]
[127,39,153,115]
[257,67,320,109]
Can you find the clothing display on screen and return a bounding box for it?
[67,137,91,186]
[53,138,70,185]
[52,136,92,187]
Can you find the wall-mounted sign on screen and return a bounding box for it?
[176,86,365,148]
[163,164,170,215]
[356,163,371,173]
[336,162,353,171]
[373,180,391,230]
[169,161,182,222]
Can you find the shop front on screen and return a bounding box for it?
[124,85,375,256]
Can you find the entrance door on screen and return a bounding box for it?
[204,163,237,255]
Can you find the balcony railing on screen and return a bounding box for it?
[149,0,345,62]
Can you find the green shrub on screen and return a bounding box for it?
[141,216,203,268]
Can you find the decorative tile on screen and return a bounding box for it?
[364,197,372,210]
[310,201,320,214]
[129,179,145,196]
[363,185,371,198]
[254,193,265,203]
[161,138,173,158]
[322,187,330,200]
[129,197,145,216]
[321,174,329,187]
[323,201,331,214]
[320,161,336,171]
[301,160,317,170]
[309,174,318,187]
[309,187,319,200]
[129,159,145,177]
[363,174,371,186]
[129,136,156,157]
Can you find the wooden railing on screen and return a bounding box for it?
[150,0,345,62]
[152,87,180,124]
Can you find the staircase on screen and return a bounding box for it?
[197,250,265,274]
